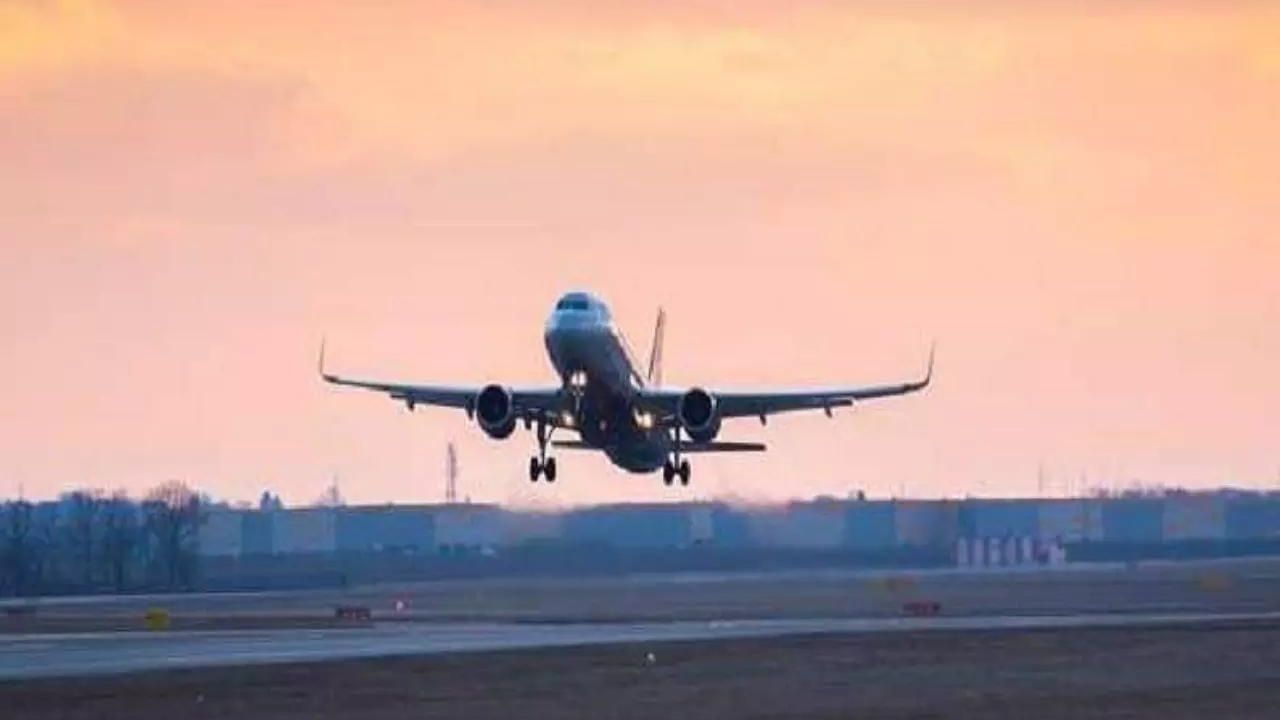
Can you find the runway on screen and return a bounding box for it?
[5,610,1280,680]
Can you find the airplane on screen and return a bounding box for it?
[320,291,933,486]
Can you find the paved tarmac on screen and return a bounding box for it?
[5,610,1280,680]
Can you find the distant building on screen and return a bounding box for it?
[187,490,1280,560]
[749,501,846,549]
[336,505,434,553]
[198,508,244,557]
[272,508,336,554]
[433,504,502,550]
[562,503,693,548]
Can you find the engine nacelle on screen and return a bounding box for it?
[678,387,721,443]
[475,384,516,439]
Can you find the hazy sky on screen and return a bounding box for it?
[2,1,1277,506]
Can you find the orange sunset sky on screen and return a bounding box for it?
[1,1,1277,506]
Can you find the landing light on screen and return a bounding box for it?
[569,370,588,388]
[634,410,654,430]
[562,411,576,427]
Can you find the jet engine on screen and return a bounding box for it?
[475,384,516,439]
[678,387,721,442]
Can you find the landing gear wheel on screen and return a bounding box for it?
[530,417,558,484]
[678,460,691,486]
[662,461,675,486]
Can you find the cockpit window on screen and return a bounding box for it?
[556,298,591,311]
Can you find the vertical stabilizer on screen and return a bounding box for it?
[646,307,666,388]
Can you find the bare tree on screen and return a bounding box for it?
[100,491,139,592]
[143,480,204,589]
[316,479,345,508]
[64,489,105,589]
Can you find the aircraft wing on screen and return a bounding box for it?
[639,346,933,422]
[318,344,564,419]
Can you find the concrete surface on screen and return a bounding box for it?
[6,610,1280,679]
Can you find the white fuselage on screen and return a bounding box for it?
[542,292,668,471]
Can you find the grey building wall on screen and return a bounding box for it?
[710,506,754,547]
[563,504,692,548]
[843,502,896,549]
[1224,496,1280,540]
[960,500,1039,538]
[1101,499,1164,543]
[198,509,243,557]
[272,508,336,554]
[198,494,1280,562]
[1163,495,1226,540]
[241,511,274,555]
[749,501,846,549]
[336,506,434,552]
[688,504,714,545]
[894,501,959,548]
[499,511,563,545]
[434,505,502,549]
[1037,499,1104,542]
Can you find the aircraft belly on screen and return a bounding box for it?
[571,388,667,473]
[603,437,667,473]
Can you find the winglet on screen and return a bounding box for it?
[922,341,936,387]
[317,337,331,381]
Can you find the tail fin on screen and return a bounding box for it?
[646,307,666,388]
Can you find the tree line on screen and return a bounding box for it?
[0,480,205,597]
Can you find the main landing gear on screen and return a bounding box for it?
[662,428,691,486]
[529,418,557,482]
[662,458,690,486]
[530,455,556,482]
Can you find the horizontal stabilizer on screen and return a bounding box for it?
[682,441,767,453]
[552,440,766,453]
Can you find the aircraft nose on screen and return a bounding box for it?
[546,309,596,334]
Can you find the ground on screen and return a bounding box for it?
[5,619,1280,719]
[3,559,1279,718]
[6,558,1279,630]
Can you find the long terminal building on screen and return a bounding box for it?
[197,493,1280,561]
